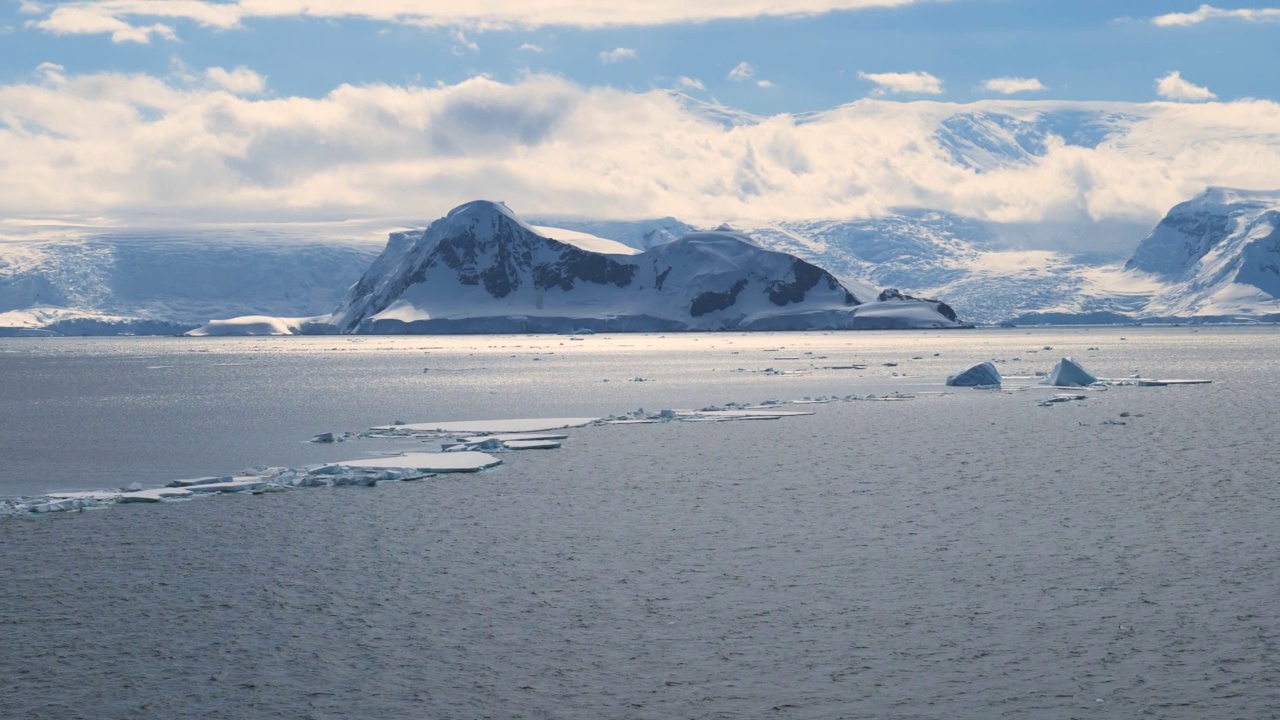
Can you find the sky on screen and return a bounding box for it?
[2,1,1280,230]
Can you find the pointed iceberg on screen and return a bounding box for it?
[1044,357,1098,387]
[946,361,1002,387]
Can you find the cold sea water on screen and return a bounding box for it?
[1,328,1277,719]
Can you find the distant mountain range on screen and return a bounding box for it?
[2,187,1279,335]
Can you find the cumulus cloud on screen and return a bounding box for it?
[1151,4,1280,26]
[599,47,637,64]
[3,69,1280,229]
[757,80,776,89]
[675,76,706,91]
[982,77,1046,95]
[25,0,932,39]
[1156,71,1216,101]
[205,66,266,95]
[517,43,543,52]
[859,71,943,96]
[450,29,479,53]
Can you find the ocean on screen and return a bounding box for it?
[2,327,1277,718]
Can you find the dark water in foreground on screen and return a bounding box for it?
[2,329,1278,718]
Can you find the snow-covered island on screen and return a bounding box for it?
[322,200,961,334]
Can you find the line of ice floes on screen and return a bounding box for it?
[4,355,1212,518]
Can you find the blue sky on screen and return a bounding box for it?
[3,1,1277,113]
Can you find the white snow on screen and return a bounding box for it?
[529,226,642,256]
[185,315,305,337]
[502,440,562,450]
[324,451,502,473]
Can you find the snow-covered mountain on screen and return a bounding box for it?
[0,231,381,335]
[330,201,960,333]
[1124,188,1280,318]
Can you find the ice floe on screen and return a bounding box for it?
[946,361,1002,387]
[371,418,598,434]
[324,451,502,473]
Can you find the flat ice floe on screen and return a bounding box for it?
[324,451,502,473]
[372,418,598,434]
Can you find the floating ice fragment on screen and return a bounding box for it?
[27,497,99,513]
[310,432,339,443]
[1043,358,1098,387]
[125,482,144,492]
[324,451,501,473]
[946,361,1002,387]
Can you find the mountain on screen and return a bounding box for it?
[329,201,960,333]
[1124,188,1280,318]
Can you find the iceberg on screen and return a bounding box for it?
[946,361,1002,387]
[27,497,99,513]
[1044,357,1099,387]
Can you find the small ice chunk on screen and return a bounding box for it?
[46,491,121,501]
[125,482,144,492]
[310,432,339,443]
[1043,358,1098,387]
[324,451,501,473]
[946,361,1002,387]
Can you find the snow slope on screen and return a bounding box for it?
[0,229,383,335]
[1125,188,1280,318]
[330,201,960,333]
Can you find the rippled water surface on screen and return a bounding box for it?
[2,328,1278,718]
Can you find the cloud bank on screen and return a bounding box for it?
[25,0,933,40]
[3,69,1280,228]
[1151,4,1280,27]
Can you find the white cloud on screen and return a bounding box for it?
[517,43,543,52]
[3,70,1280,230]
[24,0,933,38]
[858,71,943,96]
[450,28,479,53]
[676,76,706,91]
[727,62,755,82]
[1156,71,1216,101]
[982,77,1046,95]
[1151,4,1280,26]
[205,66,266,95]
[599,47,637,64]
[757,79,776,89]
